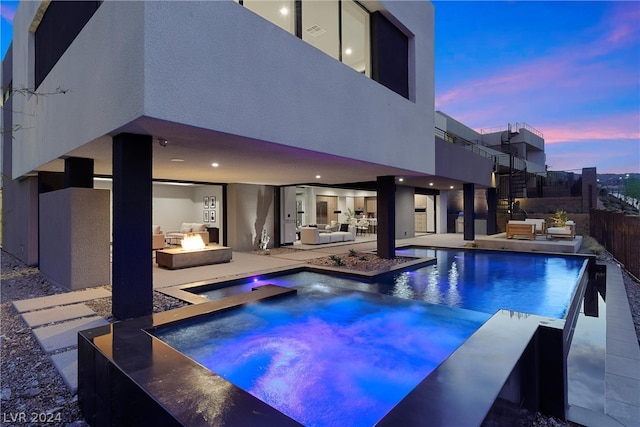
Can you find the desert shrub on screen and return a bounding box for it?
[330,255,345,266]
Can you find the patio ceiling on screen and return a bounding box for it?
[35,117,477,191]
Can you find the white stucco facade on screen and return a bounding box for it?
[10,0,435,179]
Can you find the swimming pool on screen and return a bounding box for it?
[78,248,594,426]
[154,284,490,426]
[199,248,588,319]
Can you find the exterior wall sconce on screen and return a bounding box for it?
[157,137,168,147]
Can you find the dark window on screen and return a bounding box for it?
[35,1,101,88]
[370,11,409,99]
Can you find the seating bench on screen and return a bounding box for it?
[506,222,536,240]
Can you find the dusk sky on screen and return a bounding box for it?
[1,1,638,174]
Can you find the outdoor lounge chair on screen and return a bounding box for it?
[546,220,575,239]
[506,221,536,240]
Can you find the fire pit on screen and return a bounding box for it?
[156,235,232,269]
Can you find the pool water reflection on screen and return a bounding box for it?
[200,248,588,319]
[155,284,490,426]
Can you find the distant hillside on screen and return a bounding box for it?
[599,190,639,215]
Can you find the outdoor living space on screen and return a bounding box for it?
[474,233,583,253]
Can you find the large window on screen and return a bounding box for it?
[340,0,370,76]
[238,0,370,76]
[34,1,102,88]
[302,1,340,62]
[241,0,295,34]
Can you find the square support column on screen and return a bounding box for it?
[112,133,153,320]
[377,176,396,259]
[463,183,475,241]
[64,157,94,189]
[487,188,498,235]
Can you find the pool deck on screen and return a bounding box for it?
[12,233,640,426]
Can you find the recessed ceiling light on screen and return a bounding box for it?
[429,182,434,186]
[315,175,321,179]
[398,178,404,182]
[211,162,219,167]
[170,158,184,162]
[450,185,454,189]
[280,7,288,16]
[345,48,352,55]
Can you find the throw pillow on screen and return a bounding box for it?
[180,223,192,233]
[340,223,349,232]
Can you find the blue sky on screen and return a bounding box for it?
[1,1,639,174]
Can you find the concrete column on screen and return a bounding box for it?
[463,183,475,241]
[112,133,153,320]
[486,188,498,235]
[64,157,94,189]
[377,176,396,259]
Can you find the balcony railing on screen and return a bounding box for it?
[479,122,544,138]
[435,127,495,162]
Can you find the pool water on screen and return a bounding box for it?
[154,284,490,426]
[201,248,588,319]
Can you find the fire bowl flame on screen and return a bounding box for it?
[181,234,206,251]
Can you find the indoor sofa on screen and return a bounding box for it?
[300,224,356,245]
[165,222,210,245]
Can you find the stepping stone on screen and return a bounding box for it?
[13,287,111,313]
[32,316,109,353]
[21,304,96,328]
[50,349,78,394]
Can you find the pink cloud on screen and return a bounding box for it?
[539,113,640,144]
[0,4,16,22]
[604,3,640,45]
[546,142,639,174]
[436,3,639,117]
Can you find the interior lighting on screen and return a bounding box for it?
[316,175,321,179]
[450,185,454,189]
[280,7,288,16]
[398,178,404,182]
[429,182,434,186]
[345,48,353,55]
[211,162,219,167]
[170,158,184,162]
[157,137,168,147]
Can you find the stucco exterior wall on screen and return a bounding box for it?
[11,1,146,178]
[227,183,275,251]
[142,0,435,174]
[395,185,416,238]
[435,137,493,187]
[39,188,110,290]
[1,176,39,265]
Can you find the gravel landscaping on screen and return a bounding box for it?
[2,247,638,426]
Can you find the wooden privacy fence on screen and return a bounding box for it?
[590,209,640,278]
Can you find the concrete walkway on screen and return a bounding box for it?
[13,287,111,394]
[12,233,639,425]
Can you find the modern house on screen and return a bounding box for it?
[2,0,546,319]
